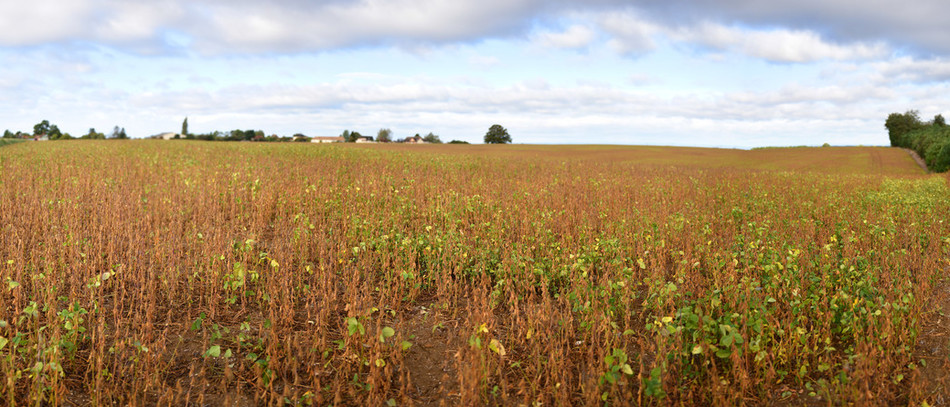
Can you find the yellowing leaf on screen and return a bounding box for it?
[489,339,506,356]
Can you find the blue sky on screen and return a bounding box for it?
[1,1,948,147]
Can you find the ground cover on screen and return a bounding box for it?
[0,140,944,405]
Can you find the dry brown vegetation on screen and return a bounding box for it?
[0,141,946,405]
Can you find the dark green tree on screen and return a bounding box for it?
[182,117,189,136]
[82,128,105,139]
[33,120,50,136]
[109,126,128,139]
[884,111,923,147]
[926,139,950,172]
[484,124,511,144]
[935,114,946,127]
[343,130,363,142]
[2,130,12,139]
[423,132,442,144]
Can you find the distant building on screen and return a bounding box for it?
[354,136,374,143]
[403,135,426,144]
[311,136,345,143]
[156,132,181,140]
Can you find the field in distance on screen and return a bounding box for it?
[0,140,945,405]
[371,143,925,175]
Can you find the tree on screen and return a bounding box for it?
[377,128,392,143]
[484,124,511,144]
[110,126,128,139]
[82,128,105,139]
[935,114,946,127]
[182,117,189,136]
[343,130,363,142]
[448,140,469,144]
[33,120,50,136]
[2,130,12,139]
[423,132,442,144]
[884,111,923,147]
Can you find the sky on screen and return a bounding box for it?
[0,1,948,148]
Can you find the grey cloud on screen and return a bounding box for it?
[630,0,950,56]
[0,0,547,54]
[1,0,943,59]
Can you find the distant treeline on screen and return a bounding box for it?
[886,110,950,172]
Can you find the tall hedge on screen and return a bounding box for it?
[886,110,950,172]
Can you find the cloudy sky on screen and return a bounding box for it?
[0,1,947,147]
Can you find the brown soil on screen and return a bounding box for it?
[914,283,950,405]
[903,148,930,173]
[402,302,462,406]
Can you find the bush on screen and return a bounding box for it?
[925,139,950,172]
[886,111,950,172]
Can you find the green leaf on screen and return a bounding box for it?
[380,326,395,342]
[691,345,703,355]
[0,336,8,351]
[721,334,733,347]
[204,345,221,358]
[190,313,205,331]
[621,364,634,375]
[401,340,413,350]
[346,317,364,336]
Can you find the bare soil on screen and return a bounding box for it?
[402,302,462,406]
[903,148,930,173]
[914,283,950,405]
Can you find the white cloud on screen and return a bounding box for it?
[534,24,596,50]
[188,0,542,53]
[670,23,888,63]
[875,57,950,83]
[599,11,659,55]
[0,0,542,53]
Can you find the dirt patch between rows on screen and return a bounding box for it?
[402,302,462,406]
[914,283,950,404]
[903,148,930,173]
